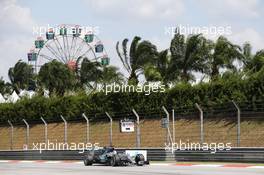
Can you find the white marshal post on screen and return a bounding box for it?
[105,112,113,146]
[82,113,90,143]
[40,117,48,145]
[22,119,29,149]
[172,109,175,143]
[195,103,204,144]
[8,120,14,150]
[60,115,67,144]
[132,109,141,148]
[162,106,173,145]
[232,100,241,147]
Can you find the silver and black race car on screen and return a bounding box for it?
[83,147,148,166]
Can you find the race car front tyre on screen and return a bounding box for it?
[135,154,145,166]
[110,154,120,167]
[84,154,93,166]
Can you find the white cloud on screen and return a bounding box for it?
[199,0,260,18]
[0,0,34,34]
[0,0,35,81]
[149,36,170,51]
[0,37,33,79]
[85,0,185,21]
[229,28,264,51]
[101,37,129,78]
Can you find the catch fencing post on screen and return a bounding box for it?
[22,119,29,149]
[8,120,13,150]
[232,100,241,147]
[82,113,90,143]
[40,117,48,145]
[162,106,173,145]
[60,115,67,144]
[105,112,113,146]
[195,103,204,144]
[172,109,175,143]
[132,109,141,148]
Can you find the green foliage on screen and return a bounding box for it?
[8,60,35,92]
[79,58,124,89]
[209,36,243,79]
[244,67,264,102]
[79,58,102,89]
[0,77,12,94]
[170,32,212,82]
[38,60,76,96]
[243,42,264,74]
[1,70,264,123]
[99,66,125,87]
[144,49,178,86]
[2,33,264,123]
[116,36,158,84]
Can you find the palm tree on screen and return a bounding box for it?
[170,32,212,82]
[242,42,264,74]
[38,60,76,96]
[0,77,12,94]
[116,36,158,84]
[8,60,35,92]
[99,65,125,88]
[77,57,125,91]
[144,49,178,87]
[209,36,243,79]
[79,58,103,89]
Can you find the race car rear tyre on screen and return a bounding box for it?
[84,154,93,166]
[110,154,120,167]
[135,154,145,166]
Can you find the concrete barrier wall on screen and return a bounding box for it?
[0,148,264,163]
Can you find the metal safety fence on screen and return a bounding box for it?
[0,100,264,150]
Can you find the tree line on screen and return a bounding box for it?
[0,31,264,97]
[0,31,264,122]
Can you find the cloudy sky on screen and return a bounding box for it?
[0,0,264,81]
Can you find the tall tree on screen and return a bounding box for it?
[78,57,124,89]
[116,36,158,84]
[99,65,125,88]
[144,49,178,87]
[170,32,212,82]
[79,58,103,89]
[0,77,12,94]
[242,42,264,74]
[38,60,76,96]
[209,36,243,79]
[8,60,34,92]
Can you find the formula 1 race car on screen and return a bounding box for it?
[83,147,148,166]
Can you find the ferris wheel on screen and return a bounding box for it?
[27,24,109,72]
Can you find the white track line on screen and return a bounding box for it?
[151,163,170,166]
[1,160,264,169]
[20,160,35,163]
[247,166,264,169]
[192,164,222,167]
[74,162,83,164]
[44,161,61,164]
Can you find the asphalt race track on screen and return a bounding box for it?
[0,161,264,175]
